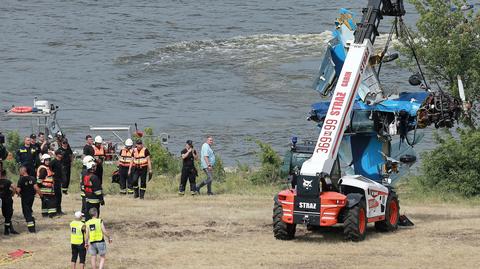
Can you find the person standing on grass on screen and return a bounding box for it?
[50,149,65,215]
[70,211,86,269]
[17,166,40,233]
[179,140,198,195]
[0,169,19,235]
[59,138,73,195]
[196,135,215,195]
[85,207,112,269]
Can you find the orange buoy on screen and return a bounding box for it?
[11,106,33,113]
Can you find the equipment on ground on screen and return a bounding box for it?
[273,0,460,241]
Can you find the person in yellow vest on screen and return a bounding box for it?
[85,207,112,269]
[70,211,86,269]
[93,136,105,185]
[117,138,133,195]
[128,140,152,199]
[37,154,57,217]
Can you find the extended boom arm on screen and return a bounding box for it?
[300,0,405,178]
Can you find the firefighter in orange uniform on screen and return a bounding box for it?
[117,139,134,195]
[128,140,152,199]
[93,136,105,185]
[37,154,57,217]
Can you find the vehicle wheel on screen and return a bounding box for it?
[273,199,296,240]
[343,199,367,241]
[375,192,399,232]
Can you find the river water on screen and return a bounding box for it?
[1,0,437,166]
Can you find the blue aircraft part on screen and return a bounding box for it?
[350,134,384,182]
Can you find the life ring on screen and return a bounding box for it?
[11,106,33,113]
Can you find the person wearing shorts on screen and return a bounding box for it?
[85,207,112,269]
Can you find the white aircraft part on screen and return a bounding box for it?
[358,66,384,104]
[457,75,466,102]
[340,175,389,218]
[301,40,373,177]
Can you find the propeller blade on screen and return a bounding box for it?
[457,75,466,102]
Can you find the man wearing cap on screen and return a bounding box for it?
[51,149,65,215]
[58,138,73,194]
[128,140,152,199]
[16,136,38,176]
[179,140,198,195]
[70,211,86,269]
[29,134,41,168]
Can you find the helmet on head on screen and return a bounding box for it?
[41,154,51,162]
[82,155,94,166]
[94,136,103,144]
[86,161,95,170]
[125,138,133,147]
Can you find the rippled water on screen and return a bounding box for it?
[1,0,436,165]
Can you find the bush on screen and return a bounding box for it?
[142,127,181,176]
[6,130,21,154]
[415,128,480,197]
[249,140,282,184]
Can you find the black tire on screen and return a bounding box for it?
[273,199,296,240]
[375,192,400,232]
[343,199,367,242]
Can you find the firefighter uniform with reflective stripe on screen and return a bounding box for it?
[17,175,37,232]
[93,146,105,185]
[70,220,86,264]
[83,172,103,221]
[131,147,150,199]
[0,178,15,235]
[118,147,133,194]
[37,165,57,217]
[15,146,37,176]
[80,167,87,221]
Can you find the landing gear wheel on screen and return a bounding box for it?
[273,199,296,240]
[375,192,399,232]
[343,200,367,242]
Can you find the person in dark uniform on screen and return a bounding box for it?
[15,136,38,176]
[59,138,73,194]
[50,149,65,215]
[16,166,40,233]
[0,169,19,235]
[83,135,94,157]
[128,140,152,199]
[179,140,198,195]
[83,161,104,221]
[37,132,50,155]
[37,154,57,218]
[30,134,41,168]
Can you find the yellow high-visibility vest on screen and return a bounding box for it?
[86,218,104,243]
[70,220,84,245]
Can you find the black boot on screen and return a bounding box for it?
[9,225,19,235]
[28,225,36,233]
[139,189,145,199]
[134,188,139,198]
[4,224,10,235]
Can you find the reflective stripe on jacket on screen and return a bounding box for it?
[118,148,133,167]
[37,165,54,195]
[133,148,148,168]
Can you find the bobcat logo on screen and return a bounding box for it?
[89,224,96,231]
[302,179,313,190]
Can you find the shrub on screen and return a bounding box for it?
[416,128,480,197]
[249,140,282,184]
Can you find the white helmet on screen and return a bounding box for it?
[41,154,51,162]
[86,161,96,170]
[94,135,103,144]
[82,155,95,166]
[125,138,133,147]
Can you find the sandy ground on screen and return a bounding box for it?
[0,193,479,269]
